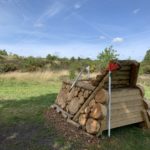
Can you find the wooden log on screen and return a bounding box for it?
[78,96,85,105]
[83,90,89,99]
[78,91,84,97]
[85,106,91,114]
[90,103,102,119]
[85,118,100,134]
[95,89,108,103]
[90,104,107,119]
[56,90,67,109]
[63,80,95,91]
[67,97,81,115]
[88,99,96,108]
[78,114,88,126]
[73,73,109,121]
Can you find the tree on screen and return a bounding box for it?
[46,54,59,62]
[97,46,119,70]
[141,49,150,74]
[0,49,8,56]
[143,49,150,63]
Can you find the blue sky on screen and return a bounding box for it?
[0,0,150,60]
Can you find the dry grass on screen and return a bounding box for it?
[0,71,69,82]
[0,71,98,82]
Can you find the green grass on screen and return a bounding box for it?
[0,76,150,150]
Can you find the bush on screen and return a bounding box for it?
[69,69,76,79]
[0,64,17,73]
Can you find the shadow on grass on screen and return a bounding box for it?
[0,93,150,150]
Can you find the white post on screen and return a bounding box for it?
[86,66,90,79]
[108,70,112,137]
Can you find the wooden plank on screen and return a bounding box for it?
[111,116,143,129]
[111,88,141,98]
[142,110,150,128]
[67,119,81,128]
[103,115,143,130]
[51,104,73,119]
[112,106,144,116]
[73,73,109,122]
[119,66,131,71]
[130,63,140,87]
[63,80,95,91]
[112,71,130,76]
[111,102,143,110]
[112,97,142,103]
[112,75,130,80]
[111,80,130,85]
[111,111,143,121]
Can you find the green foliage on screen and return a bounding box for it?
[69,69,76,79]
[143,49,150,62]
[97,46,119,70]
[0,63,17,73]
[0,49,8,56]
[46,54,59,62]
[141,49,150,74]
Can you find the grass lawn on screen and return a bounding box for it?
[0,73,150,150]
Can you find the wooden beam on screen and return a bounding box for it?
[51,104,73,119]
[63,80,95,91]
[67,119,81,128]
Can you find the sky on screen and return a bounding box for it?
[0,0,150,60]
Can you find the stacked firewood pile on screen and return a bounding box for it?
[56,81,93,115]
[56,80,108,135]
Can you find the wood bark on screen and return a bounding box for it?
[86,118,100,134]
[95,89,108,103]
[78,114,88,126]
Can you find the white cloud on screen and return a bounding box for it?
[133,8,140,14]
[99,36,106,40]
[34,2,63,27]
[112,37,124,43]
[74,4,81,9]
[34,23,44,28]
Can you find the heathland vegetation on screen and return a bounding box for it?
[0,47,150,149]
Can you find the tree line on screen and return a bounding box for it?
[0,47,150,75]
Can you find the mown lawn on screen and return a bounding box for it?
[0,74,150,150]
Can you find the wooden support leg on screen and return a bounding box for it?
[142,110,150,129]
